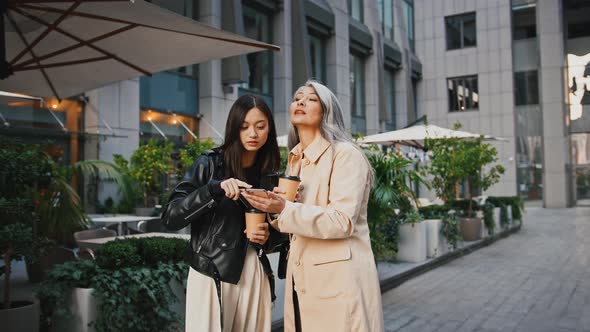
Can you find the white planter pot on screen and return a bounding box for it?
[494,208,502,232]
[425,219,447,258]
[52,288,98,332]
[480,219,489,238]
[0,300,39,332]
[397,221,427,263]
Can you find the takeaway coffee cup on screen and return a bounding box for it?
[278,175,301,202]
[245,208,266,240]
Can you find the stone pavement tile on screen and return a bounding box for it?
[382,207,590,332]
[384,315,416,331]
[395,318,440,332]
[557,315,582,331]
[434,320,463,332]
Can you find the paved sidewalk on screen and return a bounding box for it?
[382,207,590,332]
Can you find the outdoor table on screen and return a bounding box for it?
[90,215,161,235]
[76,232,190,251]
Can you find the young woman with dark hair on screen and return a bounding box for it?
[161,94,285,332]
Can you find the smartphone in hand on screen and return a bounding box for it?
[242,188,269,198]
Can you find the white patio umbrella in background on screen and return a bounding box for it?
[277,134,288,148]
[0,0,279,99]
[358,124,506,149]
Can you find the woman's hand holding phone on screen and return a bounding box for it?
[221,178,251,200]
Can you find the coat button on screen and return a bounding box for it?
[298,184,304,191]
[292,235,296,241]
[304,159,310,165]
[299,288,306,294]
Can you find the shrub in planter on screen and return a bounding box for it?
[37,237,189,332]
[418,204,451,220]
[365,147,426,261]
[397,210,427,263]
[94,239,142,270]
[177,138,216,178]
[440,213,461,250]
[36,259,98,328]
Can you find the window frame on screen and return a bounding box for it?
[379,0,394,41]
[445,12,477,51]
[447,75,479,113]
[402,0,415,51]
[514,70,540,106]
[308,31,327,84]
[348,0,364,23]
[242,4,274,96]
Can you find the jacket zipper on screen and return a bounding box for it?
[185,198,214,221]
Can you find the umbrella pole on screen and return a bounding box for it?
[0,4,12,80]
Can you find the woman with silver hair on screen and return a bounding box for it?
[243,80,384,331]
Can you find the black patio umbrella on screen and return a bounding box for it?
[0,0,279,99]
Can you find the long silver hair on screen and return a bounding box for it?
[287,80,374,185]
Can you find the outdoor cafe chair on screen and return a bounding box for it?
[74,228,117,259]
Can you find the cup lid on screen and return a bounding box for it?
[279,174,301,181]
[245,208,265,214]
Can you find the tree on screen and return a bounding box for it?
[425,125,505,217]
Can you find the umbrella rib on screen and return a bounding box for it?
[5,11,60,99]
[13,24,139,70]
[9,1,81,65]
[18,4,280,51]
[10,6,152,76]
[16,56,111,71]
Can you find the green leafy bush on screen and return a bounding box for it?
[140,237,187,266]
[424,123,505,217]
[365,147,427,260]
[440,213,461,250]
[177,138,216,178]
[95,239,142,270]
[418,204,451,219]
[36,237,189,332]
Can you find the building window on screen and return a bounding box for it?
[140,71,198,116]
[512,5,536,40]
[378,0,394,40]
[348,0,364,23]
[514,71,539,105]
[309,33,326,83]
[402,0,414,51]
[445,12,476,50]
[447,75,479,112]
[243,5,273,95]
[139,109,197,144]
[350,53,366,134]
[384,69,396,130]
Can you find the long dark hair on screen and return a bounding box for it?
[220,94,280,180]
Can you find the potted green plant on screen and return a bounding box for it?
[115,139,174,216]
[440,211,461,250]
[396,209,427,263]
[419,205,452,258]
[365,147,426,261]
[0,141,47,329]
[425,125,504,241]
[177,138,215,178]
[1,138,129,282]
[37,237,188,332]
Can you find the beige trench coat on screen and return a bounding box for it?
[271,135,384,332]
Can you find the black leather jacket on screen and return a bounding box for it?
[161,149,287,287]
